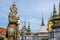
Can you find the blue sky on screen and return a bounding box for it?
[0,0,60,32]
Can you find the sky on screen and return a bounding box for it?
[0,0,60,32]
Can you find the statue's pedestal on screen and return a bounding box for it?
[49,29,60,40]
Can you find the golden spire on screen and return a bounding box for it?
[41,13,45,26]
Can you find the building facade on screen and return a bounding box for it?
[0,27,6,36]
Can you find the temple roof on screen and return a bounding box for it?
[0,27,6,35]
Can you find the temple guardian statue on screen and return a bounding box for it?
[6,2,20,40]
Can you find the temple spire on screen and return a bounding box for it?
[23,20,26,30]
[40,13,48,32]
[53,4,57,18]
[27,22,31,35]
[41,13,45,26]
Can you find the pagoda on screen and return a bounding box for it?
[20,21,31,40]
[35,13,49,40]
[40,13,47,32]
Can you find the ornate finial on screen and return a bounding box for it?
[53,4,56,13]
[53,3,57,18]
[41,12,45,26]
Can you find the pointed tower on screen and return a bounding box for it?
[51,4,59,29]
[51,4,57,27]
[7,2,20,40]
[27,22,31,35]
[41,13,45,26]
[23,21,26,31]
[40,13,47,32]
[21,21,27,35]
[20,21,27,40]
[53,4,57,18]
[21,26,26,36]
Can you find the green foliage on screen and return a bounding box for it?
[41,38,48,40]
[0,35,4,40]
